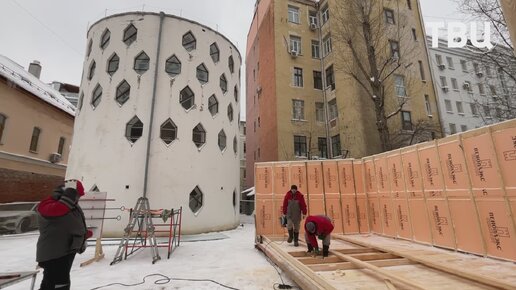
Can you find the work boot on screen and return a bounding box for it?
[323,245,329,257]
[306,243,314,254]
[287,229,293,243]
[293,232,299,247]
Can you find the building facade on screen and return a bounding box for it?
[67,12,242,235]
[0,55,75,203]
[246,0,441,187]
[427,37,516,135]
[500,0,516,56]
[239,120,246,191]
[51,82,80,107]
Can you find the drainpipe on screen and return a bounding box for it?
[143,12,165,198]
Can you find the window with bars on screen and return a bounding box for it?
[192,123,206,148]
[123,24,137,46]
[160,119,177,145]
[294,135,307,157]
[134,51,150,74]
[196,63,209,84]
[292,99,304,120]
[126,116,143,143]
[107,53,119,76]
[210,43,220,63]
[182,32,196,51]
[293,67,303,87]
[180,86,195,110]
[29,127,40,152]
[165,55,181,77]
[100,29,110,49]
[189,186,203,214]
[116,80,130,106]
[208,95,218,116]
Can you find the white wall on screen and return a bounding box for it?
[67,12,241,235]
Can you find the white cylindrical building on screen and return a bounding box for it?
[67,12,242,235]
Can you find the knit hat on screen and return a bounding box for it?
[60,188,79,209]
[65,179,85,196]
[306,221,316,234]
[291,185,298,190]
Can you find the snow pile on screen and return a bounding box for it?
[0,55,75,116]
[0,215,295,290]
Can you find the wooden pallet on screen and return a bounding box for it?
[256,234,516,290]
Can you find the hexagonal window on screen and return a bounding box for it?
[233,136,237,154]
[116,80,130,106]
[234,85,238,103]
[107,53,119,76]
[192,123,206,148]
[123,24,137,46]
[228,55,234,74]
[218,129,227,151]
[233,190,237,208]
[86,39,93,57]
[134,51,149,74]
[208,95,218,116]
[220,74,227,94]
[180,86,195,110]
[100,28,110,49]
[160,118,177,145]
[182,31,196,52]
[196,63,209,84]
[91,84,102,109]
[165,55,181,77]
[227,104,233,122]
[189,186,203,214]
[88,60,96,80]
[126,116,143,143]
[78,92,84,111]
[210,42,220,63]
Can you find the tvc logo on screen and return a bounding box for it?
[427,22,494,50]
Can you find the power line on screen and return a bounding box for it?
[9,0,83,57]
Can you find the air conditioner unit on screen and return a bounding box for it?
[289,49,299,58]
[49,153,62,163]
[463,83,471,90]
[442,86,449,92]
[438,64,446,70]
[309,23,318,30]
[476,72,484,77]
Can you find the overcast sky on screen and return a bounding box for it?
[0,0,463,118]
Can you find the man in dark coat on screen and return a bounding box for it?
[304,215,334,257]
[36,179,92,290]
[282,185,307,246]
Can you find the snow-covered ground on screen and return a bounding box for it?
[0,215,295,290]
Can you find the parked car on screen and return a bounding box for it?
[0,202,39,234]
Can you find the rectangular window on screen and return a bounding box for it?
[440,76,448,88]
[29,127,41,152]
[57,137,65,155]
[425,95,432,116]
[293,67,303,87]
[331,135,341,157]
[401,111,413,130]
[292,99,305,120]
[326,65,335,90]
[445,100,453,112]
[323,34,332,57]
[456,101,464,114]
[243,142,246,153]
[451,78,459,90]
[412,28,417,41]
[384,9,395,24]
[470,103,478,116]
[436,54,443,65]
[395,75,407,97]
[321,5,329,25]
[489,85,497,95]
[309,10,318,26]
[496,108,503,119]
[290,35,301,54]
[288,6,300,24]
[316,102,325,122]
[294,135,307,157]
[390,40,400,58]
[313,71,322,90]
[418,60,425,81]
[478,83,485,95]
[318,137,328,158]
[486,66,492,77]
[483,105,491,118]
[449,123,457,134]
[447,57,454,69]
[311,40,320,59]
[461,125,468,132]
[0,114,6,143]
[461,59,468,72]
[328,98,338,120]
[473,63,480,74]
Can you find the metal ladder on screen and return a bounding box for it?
[110,197,161,265]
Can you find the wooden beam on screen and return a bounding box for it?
[349,252,400,261]
[335,234,516,290]
[309,258,415,272]
[299,256,342,265]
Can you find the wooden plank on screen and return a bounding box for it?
[299,256,342,265]
[289,247,378,257]
[335,234,516,290]
[309,258,415,272]
[349,252,400,261]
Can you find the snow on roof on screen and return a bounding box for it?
[0,55,75,116]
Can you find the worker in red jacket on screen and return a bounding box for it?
[282,185,307,246]
[304,215,334,257]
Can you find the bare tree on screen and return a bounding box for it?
[391,119,441,149]
[331,0,431,152]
